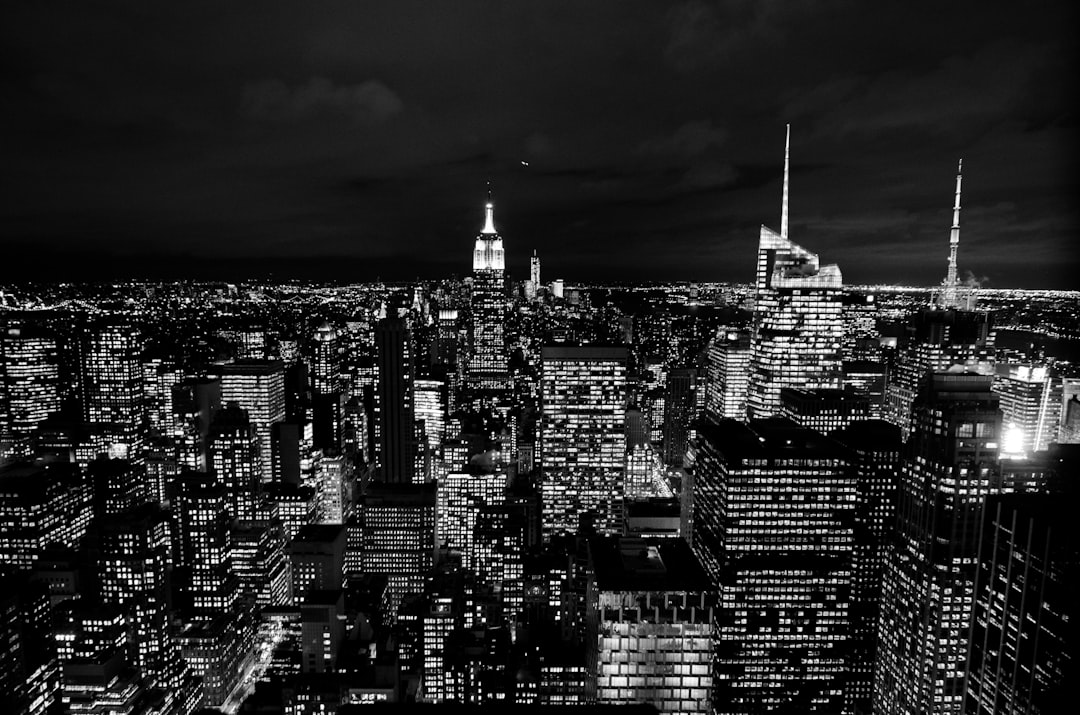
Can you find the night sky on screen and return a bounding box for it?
[1,1,1076,287]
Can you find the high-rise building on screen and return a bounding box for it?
[311,321,344,452]
[885,308,995,437]
[437,469,506,568]
[704,328,750,423]
[173,474,239,617]
[219,360,286,483]
[830,420,902,715]
[747,127,843,418]
[692,418,855,712]
[874,373,1004,714]
[375,317,416,483]
[992,364,1062,457]
[1059,377,1080,443]
[209,402,261,522]
[81,321,146,460]
[540,346,627,538]
[359,482,436,617]
[0,323,60,449]
[96,504,181,690]
[585,535,714,713]
[290,523,345,598]
[662,367,698,467]
[965,487,1077,715]
[468,194,509,390]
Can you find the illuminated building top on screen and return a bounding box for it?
[935,159,975,310]
[473,187,505,271]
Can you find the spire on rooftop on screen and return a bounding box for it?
[481,182,497,235]
[780,123,791,240]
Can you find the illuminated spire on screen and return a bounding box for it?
[481,182,497,234]
[938,159,964,309]
[780,123,790,240]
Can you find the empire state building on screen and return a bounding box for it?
[468,193,509,390]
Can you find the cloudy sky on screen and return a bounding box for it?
[1,1,1076,287]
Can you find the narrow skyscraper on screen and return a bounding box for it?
[747,126,843,418]
[468,190,509,391]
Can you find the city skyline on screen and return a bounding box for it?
[1,1,1076,288]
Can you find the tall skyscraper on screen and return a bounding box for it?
[437,469,506,568]
[540,346,628,538]
[875,372,1003,714]
[0,323,60,448]
[468,193,509,390]
[209,402,261,522]
[311,321,344,452]
[375,317,416,483]
[830,419,902,714]
[747,126,843,418]
[219,360,286,483]
[81,321,146,459]
[965,488,1077,714]
[0,461,91,570]
[704,328,750,423]
[662,367,698,467]
[359,482,436,617]
[692,418,855,712]
[530,249,541,302]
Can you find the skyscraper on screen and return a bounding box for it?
[359,482,436,618]
[529,249,541,302]
[375,317,416,483]
[0,323,60,448]
[704,328,750,423]
[81,321,146,460]
[209,402,261,522]
[468,193,509,390]
[540,346,628,538]
[692,418,855,712]
[219,360,286,483]
[585,535,715,713]
[875,372,1003,714]
[992,364,1062,456]
[747,127,843,418]
[662,367,698,467]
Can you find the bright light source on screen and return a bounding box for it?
[1001,423,1025,459]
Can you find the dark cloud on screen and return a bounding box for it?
[241,77,403,124]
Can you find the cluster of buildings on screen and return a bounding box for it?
[0,128,1076,714]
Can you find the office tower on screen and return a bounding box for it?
[0,461,91,570]
[81,321,146,460]
[692,418,855,712]
[174,474,239,617]
[747,127,843,418]
[208,402,261,523]
[540,346,628,538]
[96,504,181,690]
[0,323,60,448]
[141,355,179,436]
[885,308,994,437]
[359,482,436,618]
[625,443,659,500]
[468,194,509,390]
[779,386,870,433]
[1,572,56,715]
[662,367,698,467]
[231,520,291,607]
[311,321,344,452]
[312,453,350,523]
[875,373,1003,714]
[220,360,285,482]
[550,279,564,299]
[471,505,527,622]
[585,536,714,713]
[992,364,1061,456]
[414,378,446,458]
[300,590,346,673]
[290,524,345,598]
[375,317,416,483]
[830,420,902,715]
[704,328,751,423]
[437,469,506,568]
[965,489,1077,714]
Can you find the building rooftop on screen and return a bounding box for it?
[698,417,851,462]
[589,535,711,593]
